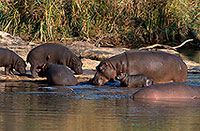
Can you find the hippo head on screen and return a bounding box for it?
[91,71,109,85]
[37,63,49,77]
[15,59,26,74]
[92,60,117,85]
[71,57,83,75]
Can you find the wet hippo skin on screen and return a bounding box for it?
[116,72,153,88]
[131,82,200,100]
[38,63,78,86]
[0,48,26,75]
[92,50,187,85]
[27,43,83,77]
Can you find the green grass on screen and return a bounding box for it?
[0,0,199,48]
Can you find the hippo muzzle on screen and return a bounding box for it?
[91,71,110,85]
[74,67,83,75]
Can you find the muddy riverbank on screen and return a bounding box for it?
[0,31,200,83]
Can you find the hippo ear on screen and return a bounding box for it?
[99,61,110,72]
[99,66,103,71]
[99,65,106,72]
[39,63,48,71]
[17,60,25,66]
[17,60,21,65]
[72,57,77,63]
[103,61,110,67]
[42,63,46,69]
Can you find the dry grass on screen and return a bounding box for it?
[0,0,199,48]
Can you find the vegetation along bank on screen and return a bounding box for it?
[0,0,200,48]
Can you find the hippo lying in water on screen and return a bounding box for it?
[92,50,187,85]
[0,48,26,75]
[116,72,153,88]
[131,82,200,100]
[27,43,83,77]
[38,63,77,86]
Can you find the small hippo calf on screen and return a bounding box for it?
[38,63,77,86]
[0,48,26,75]
[116,72,153,88]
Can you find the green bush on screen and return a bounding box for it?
[0,0,199,48]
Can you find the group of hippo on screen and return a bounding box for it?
[1,43,200,100]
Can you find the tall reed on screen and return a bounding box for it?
[0,0,199,47]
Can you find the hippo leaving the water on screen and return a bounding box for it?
[116,72,153,88]
[27,43,83,77]
[92,50,187,85]
[131,82,200,100]
[38,63,78,86]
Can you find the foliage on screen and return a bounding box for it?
[0,0,199,48]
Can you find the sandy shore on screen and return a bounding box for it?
[0,31,199,83]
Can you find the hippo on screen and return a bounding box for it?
[38,63,78,86]
[0,48,26,75]
[115,72,153,88]
[92,50,187,85]
[131,82,200,100]
[27,43,83,77]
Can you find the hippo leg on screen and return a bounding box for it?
[5,65,13,75]
[9,68,14,75]
[30,65,38,78]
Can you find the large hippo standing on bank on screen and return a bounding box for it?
[27,43,83,77]
[131,82,200,100]
[0,48,26,75]
[38,63,78,86]
[92,50,187,85]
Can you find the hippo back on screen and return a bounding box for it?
[132,82,200,100]
[27,43,83,77]
[39,63,77,86]
[125,50,187,83]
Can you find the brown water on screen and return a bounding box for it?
[0,74,200,131]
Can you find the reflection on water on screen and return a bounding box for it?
[0,75,200,131]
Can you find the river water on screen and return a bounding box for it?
[0,72,200,131]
